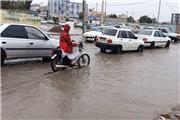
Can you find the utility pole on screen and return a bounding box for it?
[105,0,106,16]
[96,2,97,12]
[157,0,161,24]
[82,0,86,33]
[132,12,134,23]
[100,0,104,26]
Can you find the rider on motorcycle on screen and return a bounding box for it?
[59,24,78,65]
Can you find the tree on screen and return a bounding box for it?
[152,18,157,24]
[1,0,32,10]
[127,16,135,23]
[79,12,83,20]
[139,15,152,23]
[109,14,117,18]
[65,17,69,22]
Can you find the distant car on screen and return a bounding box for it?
[47,20,55,24]
[83,27,106,42]
[0,23,59,65]
[95,28,144,53]
[158,28,179,42]
[137,30,171,48]
[40,20,48,24]
[113,24,126,29]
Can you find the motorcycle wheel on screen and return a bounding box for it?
[51,56,62,72]
[77,54,90,68]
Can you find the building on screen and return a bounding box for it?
[104,14,128,25]
[48,0,88,20]
[171,13,180,33]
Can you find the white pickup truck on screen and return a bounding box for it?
[0,23,59,65]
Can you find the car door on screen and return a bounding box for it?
[127,31,140,50]
[1,25,28,59]
[117,30,129,51]
[154,31,163,46]
[24,26,53,57]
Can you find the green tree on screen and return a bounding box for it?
[127,16,135,23]
[152,18,157,24]
[65,17,69,22]
[139,15,152,23]
[1,0,32,10]
[109,14,117,18]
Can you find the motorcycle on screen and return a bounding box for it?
[51,41,90,72]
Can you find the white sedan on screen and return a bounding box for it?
[137,30,171,48]
[95,28,144,53]
[83,27,106,42]
[0,23,59,65]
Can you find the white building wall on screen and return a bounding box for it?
[48,0,88,18]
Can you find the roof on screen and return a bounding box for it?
[1,23,37,28]
[0,23,39,33]
[106,27,132,31]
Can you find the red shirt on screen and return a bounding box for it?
[59,24,73,53]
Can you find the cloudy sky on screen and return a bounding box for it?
[32,0,180,22]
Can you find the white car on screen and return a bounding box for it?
[0,23,59,65]
[158,28,179,42]
[95,28,144,53]
[83,27,106,42]
[137,30,171,48]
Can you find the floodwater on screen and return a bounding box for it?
[1,42,180,119]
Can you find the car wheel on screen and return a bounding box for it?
[165,40,170,48]
[116,46,122,54]
[100,48,106,53]
[138,45,144,52]
[150,41,155,48]
[112,46,122,54]
[1,51,5,66]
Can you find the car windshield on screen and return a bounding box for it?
[103,29,117,36]
[95,28,103,32]
[139,30,153,36]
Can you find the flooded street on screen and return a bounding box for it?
[1,42,180,119]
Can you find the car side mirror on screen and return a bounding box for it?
[134,36,138,39]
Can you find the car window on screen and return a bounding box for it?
[154,31,160,37]
[139,30,153,36]
[159,31,165,37]
[114,26,120,28]
[103,29,117,36]
[127,31,136,39]
[25,26,47,40]
[118,31,128,38]
[1,25,27,38]
[162,29,168,33]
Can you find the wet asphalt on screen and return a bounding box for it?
[1,41,180,119]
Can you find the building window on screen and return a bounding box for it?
[61,10,64,14]
[54,9,57,14]
[54,2,57,7]
[77,4,79,9]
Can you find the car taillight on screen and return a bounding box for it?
[143,38,148,42]
[107,39,112,44]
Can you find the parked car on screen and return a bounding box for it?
[40,19,48,24]
[0,23,59,65]
[83,27,106,42]
[95,28,144,53]
[137,30,171,48]
[158,28,179,42]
